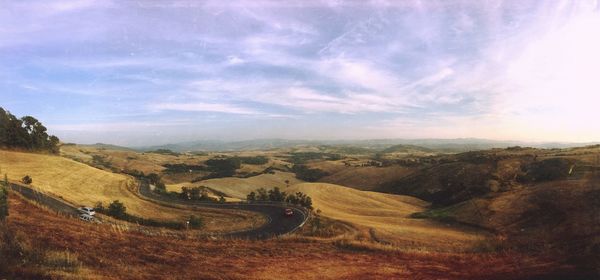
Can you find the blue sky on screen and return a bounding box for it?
[1,0,600,146]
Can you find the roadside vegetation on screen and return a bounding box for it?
[95,200,203,230]
[246,187,313,209]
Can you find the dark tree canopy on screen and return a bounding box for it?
[0,107,60,153]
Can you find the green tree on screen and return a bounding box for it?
[256,188,269,201]
[246,191,256,201]
[268,187,287,202]
[107,200,127,219]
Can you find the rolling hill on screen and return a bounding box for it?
[0,150,263,232]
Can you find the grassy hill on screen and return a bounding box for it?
[167,171,301,199]
[318,165,415,191]
[0,150,264,232]
[286,183,487,250]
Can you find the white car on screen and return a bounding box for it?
[79,213,95,222]
[77,206,95,216]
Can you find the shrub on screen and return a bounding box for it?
[517,158,573,183]
[107,200,127,219]
[188,215,203,229]
[268,187,286,202]
[246,191,256,201]
[239,156,269,165]
[205,158,241,177]
[291,165,329,182]
[180,186,216,202]
[94,201,105,212]
[21,175,32,185]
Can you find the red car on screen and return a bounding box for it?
[284,208,294,217]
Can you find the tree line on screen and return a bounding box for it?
[0,107,60,153]
[246,187,312,209]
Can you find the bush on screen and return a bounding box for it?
[517,158,573,183]
[291,165,329,182]
[107,200,127,219]
[268,187,286,202]
[205,158,241,177]
[286,192,313,209]
[21,175,32,185]
[188,215,203,229]
[246,191,256,201]
[162,163,205,173]
[246,188,313,209]
[180,186,216,202]
[239,156,269,165]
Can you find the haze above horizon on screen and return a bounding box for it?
[2,0,600,146]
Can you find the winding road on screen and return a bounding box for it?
[137,183,309,239]
[7,181,309,239]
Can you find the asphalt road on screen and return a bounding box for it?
[7,181,309,239]
[8,183,80,217]
[137,183,309,239]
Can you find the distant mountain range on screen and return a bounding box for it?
[131,138,600,153]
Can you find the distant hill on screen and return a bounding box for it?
[381,144,434,154]
[79,143,136,151]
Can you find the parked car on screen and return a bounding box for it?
[79,213,95,222]
[284,208,294,217]
[78,206,95,216]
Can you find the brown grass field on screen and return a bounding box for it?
[0,150,265,233]
[318,165,416,190]
[1,194,582,280]
[287,183,489,251]
[168,171,302,198]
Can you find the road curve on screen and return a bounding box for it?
[7,181,309,239]
[137,183,309,239]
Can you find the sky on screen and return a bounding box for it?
[1,0,600,146]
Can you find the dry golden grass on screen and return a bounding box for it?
[286,183,489,250]
[168,171,302,198]
[4,194,579,280]
[319,165,416,190]
[0,150,264,232]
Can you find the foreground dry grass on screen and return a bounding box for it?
[0,150,264,232]
[4,195,580,280]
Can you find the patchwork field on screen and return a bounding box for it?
[0,150,264,232]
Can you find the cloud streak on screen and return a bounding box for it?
[2,0,600,144]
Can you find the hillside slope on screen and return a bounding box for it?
[0,150,263,232]
[286,183,487,249]
[167,171,302,198]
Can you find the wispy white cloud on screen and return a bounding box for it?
[3,0,600,144]
[150,102,260,115]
